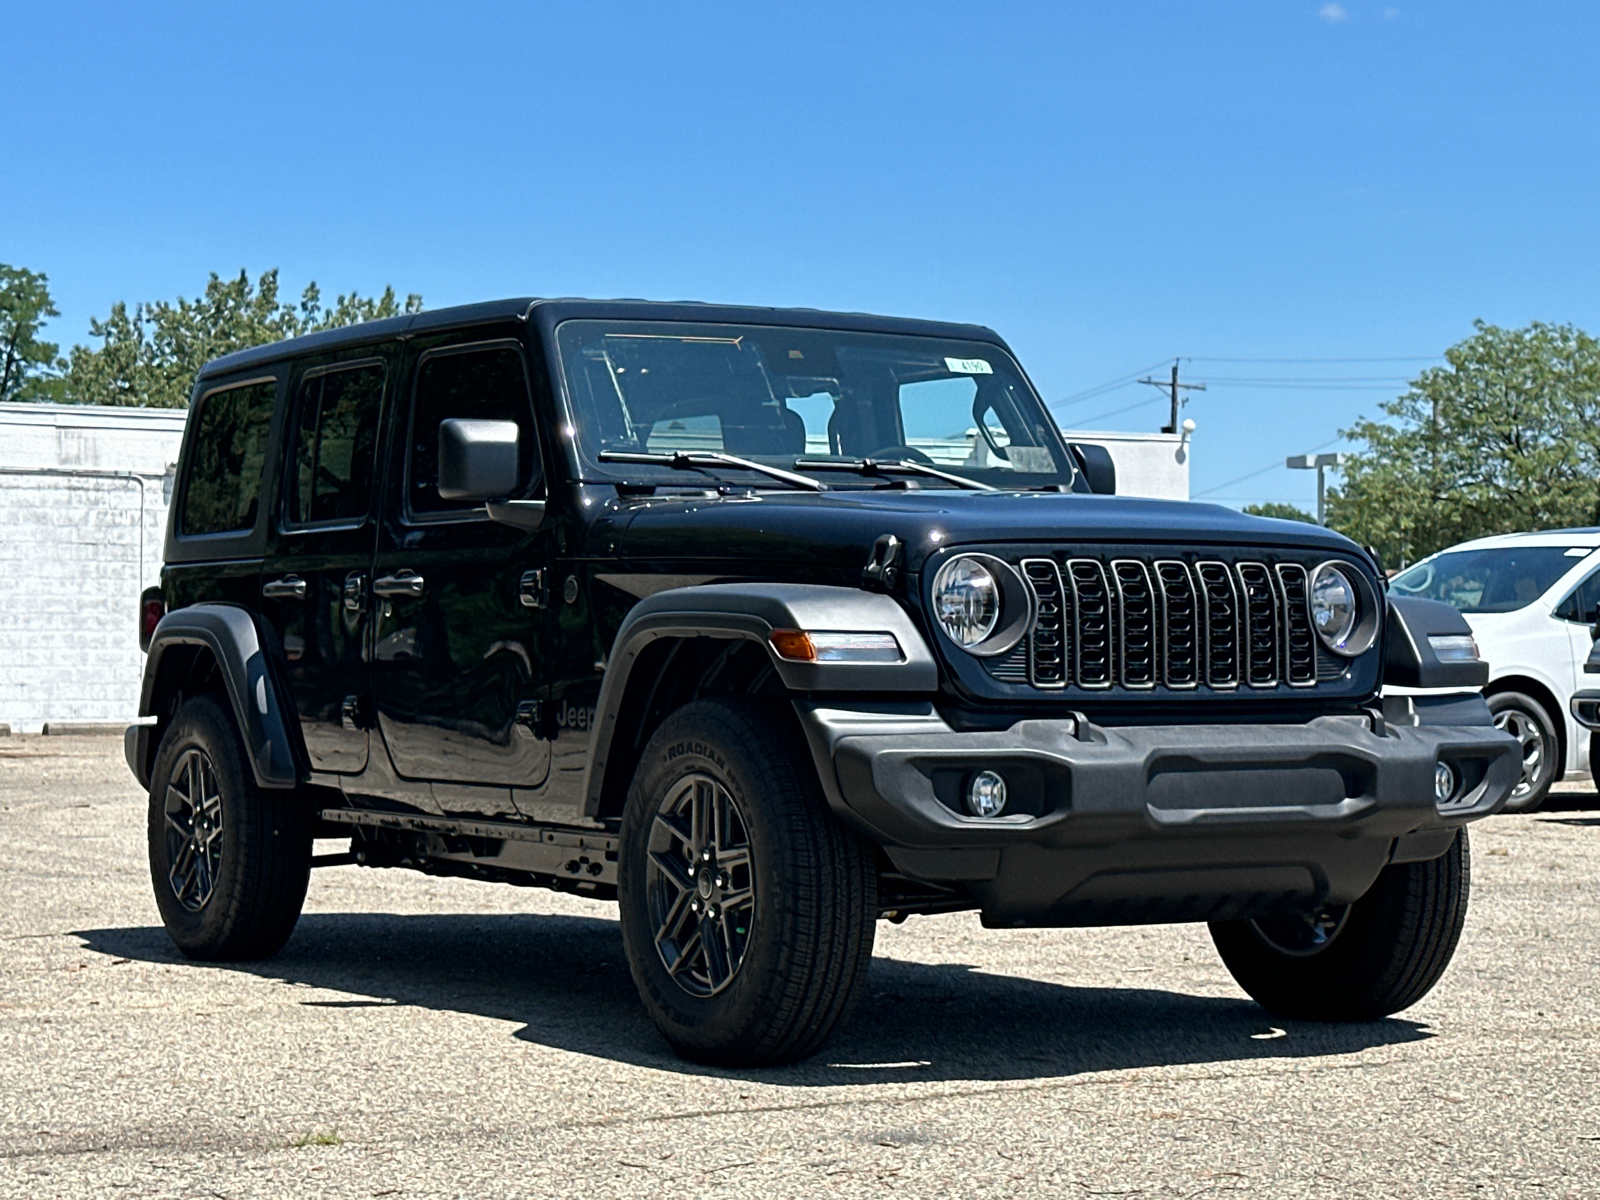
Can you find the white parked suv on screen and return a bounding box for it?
[1389,529,1600,811]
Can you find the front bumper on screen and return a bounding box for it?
[796,694,1518,927]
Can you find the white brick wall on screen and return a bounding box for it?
[0,404,185,732]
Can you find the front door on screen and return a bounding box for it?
[259,354,389,774]
[370,334,552,812]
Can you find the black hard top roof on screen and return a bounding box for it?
[198,297,1006,379]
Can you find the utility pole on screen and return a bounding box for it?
[1286,452,1346,526]
[1139,361,1206,434]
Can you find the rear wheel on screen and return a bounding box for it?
[1209,828,1471,1021]
[1488,691,1557,812]
[617,698,877,1066]
[147,694,310,960]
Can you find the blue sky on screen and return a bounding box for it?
[7,2,1599,510]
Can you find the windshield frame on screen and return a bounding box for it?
[546,317,1078,491]
[1388,544,1600,614]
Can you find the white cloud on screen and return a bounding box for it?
[1319,2,1349,21]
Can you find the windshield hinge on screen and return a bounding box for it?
[861,534,904,593]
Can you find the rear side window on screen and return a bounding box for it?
[181,380,276,536]
[287,361,386,526]
[408,345,540,516]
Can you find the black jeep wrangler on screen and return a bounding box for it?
[128,299,1518,1065]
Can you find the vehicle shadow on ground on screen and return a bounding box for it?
[1541,789,1600,813]
[77,912,1430,1086]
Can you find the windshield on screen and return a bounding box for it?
[1389,546,1591,613]
[554,320,1075,489]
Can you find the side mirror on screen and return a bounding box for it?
[1068,442,1116,495]
[438,419,520,501]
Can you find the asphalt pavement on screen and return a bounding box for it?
[2,734,1597,1198]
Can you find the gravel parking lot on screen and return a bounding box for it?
[1,734,1597,1199]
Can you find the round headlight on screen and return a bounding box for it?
[932,556,999,648]
[1310,563,1359,654]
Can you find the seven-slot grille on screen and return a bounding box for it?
[1011,556,1328,693]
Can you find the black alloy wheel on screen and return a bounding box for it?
[645,773,756,997]
[162,747,226,912]
[1487,690,1557,812]
[147,694,311,961]
[618,697,877,1067]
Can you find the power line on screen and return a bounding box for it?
[1069,395,1163,426]
[1196,438,1344,499]
[1193,375,1412,384]
[1188,381,1409,391]
[1051,357,1176,408]
[1188,355,1440,364]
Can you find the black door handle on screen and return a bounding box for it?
[373,571,425,597]
[262,575,308,600]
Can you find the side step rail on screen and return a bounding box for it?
[317,808,618,886]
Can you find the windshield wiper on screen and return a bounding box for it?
[598,449,825,492]
[792,457,996,491]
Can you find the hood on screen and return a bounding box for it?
[607,488,1369,576]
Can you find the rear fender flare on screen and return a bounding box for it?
[581,583,937,818]
[133,604,303,790]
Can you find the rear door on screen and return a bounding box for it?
[258,353,390,774]
[369,333,553,814]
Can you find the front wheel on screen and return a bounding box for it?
[1488,690,1557,812]
[1209,827,1471,1021]
[147,694,311,960]
[617,698,877,1066]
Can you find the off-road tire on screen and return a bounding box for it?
[1209,827,1471,1021]
[1488,690,1557,813]
[617,698,877,1066]
[147,694,311,960]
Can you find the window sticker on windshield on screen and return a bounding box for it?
[1008,447,1055,472]
[944,357,993,375]
[1566,547,1590,557]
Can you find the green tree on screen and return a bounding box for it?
[1328,320,1600,567]
[61,268,422,408]
[1243,501,1317,524]
[0,264,64,402]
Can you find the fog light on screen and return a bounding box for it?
[1434,761,1458,804]
[967,770,1007,818]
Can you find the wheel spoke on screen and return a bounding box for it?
[654,887,693,945]
[165,782,189,817]
[652,810,693,854]
[690,780,711,855]
[715,846,751,876]
[168,839,198,901]
[719,884,754,916]
[667,926,703,977]
[700,916,731,987]
[649,848,695,894]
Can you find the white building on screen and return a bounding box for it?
[0,403,184,733]
[1060,428,1191,501]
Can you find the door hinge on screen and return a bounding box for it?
[861,534,903,592]
[343,573,368,615]
[341,695,372,732]
[519,569,549,609]
[515,700,544,737]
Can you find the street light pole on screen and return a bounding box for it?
[1285,452,1346,526]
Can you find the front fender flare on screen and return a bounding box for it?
[133,604,303,790]
[581,583,938,817]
